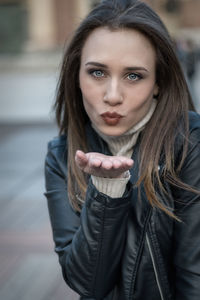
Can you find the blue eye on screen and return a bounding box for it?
[91,70,104,77]
[127,73,141,81]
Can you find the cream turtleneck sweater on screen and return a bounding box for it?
[91,99,157,198]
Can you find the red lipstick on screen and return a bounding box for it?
[101,112,123,125]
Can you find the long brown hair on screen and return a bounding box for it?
[54,0,196,217]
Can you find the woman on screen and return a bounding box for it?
[44,0,200,299]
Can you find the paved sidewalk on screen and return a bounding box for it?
[0,123,79,300]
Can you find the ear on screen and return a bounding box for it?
[153,84,159,97]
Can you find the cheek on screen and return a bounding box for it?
[126,83,155,111]
[81,87,100,116]
[81,90,99,114]
[79,73,90,96]
[81,87,103,112]
[80,75,100,103]
[131,80,156,99]
[82,94,93,113]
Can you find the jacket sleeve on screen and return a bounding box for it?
[172,127,200,300]
[44,141,132,299]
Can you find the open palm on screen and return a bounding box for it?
[75,150,134,178]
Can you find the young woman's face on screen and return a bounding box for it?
[79,27,158,136]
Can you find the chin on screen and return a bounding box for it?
[98,125,127,137]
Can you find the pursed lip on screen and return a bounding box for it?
[101,112,123,118]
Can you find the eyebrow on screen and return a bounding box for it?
[85,61,149,72]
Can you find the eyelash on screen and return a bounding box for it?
[87,69,143,81]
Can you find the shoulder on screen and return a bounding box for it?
[188,111,200,144]
[47,134,67,150]
[174,111,200,166]
[188,111,200,132]
[179,111,200,169]
[45,134,68,173]
[47,134,68,157]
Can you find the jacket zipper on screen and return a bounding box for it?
[146,233,165,300]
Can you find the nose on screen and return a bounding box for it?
[103,79,123,106]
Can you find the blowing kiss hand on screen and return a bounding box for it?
[75,150,134,178]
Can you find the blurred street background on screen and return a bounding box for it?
[0,0,200,299]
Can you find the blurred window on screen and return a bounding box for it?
[0,0,28,54]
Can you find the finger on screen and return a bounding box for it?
[112,159,122,169]
[110,158,134,169]
[75,150,88,168]
[89,157,102,168]
[101,159,113,169]
[116,157,133,165]
[126,158,134,167]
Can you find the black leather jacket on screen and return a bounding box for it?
[44,111,200,300]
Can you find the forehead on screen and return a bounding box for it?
[81,27,156,69]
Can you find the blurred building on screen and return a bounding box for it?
[0,0,200,54]
[0,0,200,124]
[146,0,200,42]
[0,0,97,53]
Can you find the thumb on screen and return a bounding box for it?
[75,150,88,169]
